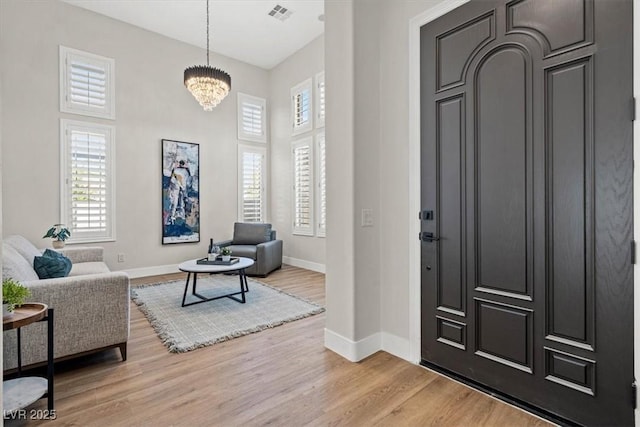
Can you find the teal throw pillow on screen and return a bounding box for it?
[34,249,72,279]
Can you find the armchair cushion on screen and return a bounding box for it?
[227,245,257,259]
[232,222,273,245]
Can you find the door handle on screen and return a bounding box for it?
[420,232,440,242]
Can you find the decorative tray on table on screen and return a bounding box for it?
[196,257,240,266]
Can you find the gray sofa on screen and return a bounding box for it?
[215,223,283,276]
[2,235,130,370]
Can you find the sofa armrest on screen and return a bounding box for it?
[6,272,131,365]
[55,246,104,263]
[255,239,283,274]
[213,239,233,248]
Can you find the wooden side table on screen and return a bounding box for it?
[3,303,54,415]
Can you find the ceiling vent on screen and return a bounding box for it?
[268,5,293,22]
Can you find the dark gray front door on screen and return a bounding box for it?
[420,0,633,425]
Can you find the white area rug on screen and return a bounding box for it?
[131,275,324,353]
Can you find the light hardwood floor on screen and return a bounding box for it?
[7,265,551,426]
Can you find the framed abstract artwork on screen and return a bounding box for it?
[161,139,200,244]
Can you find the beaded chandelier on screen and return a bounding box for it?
[184,0,231,111]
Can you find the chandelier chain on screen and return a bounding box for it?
[206,0,209,66]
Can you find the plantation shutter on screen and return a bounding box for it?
[294,91,310,128]
[316,132,326,237]
[291,79,313,135]
[61,120,115,242]
[239,147,266,222]
[60,46,115,119]
[293,138,314,235]
[315,72,325,128]
[237,93,267,143]
[70,60,106,109]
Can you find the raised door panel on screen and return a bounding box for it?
[436,12,495,91]
[437,95,466,315]
[475,298,533,373]
[475,46,532,300]
[545,58,595,350]
[507,0,593,57]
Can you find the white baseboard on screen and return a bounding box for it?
[324,329,381,362]
[324,329,413,364]
[122,263,180,279]
[283,256,326,273]
[381,332,413,363]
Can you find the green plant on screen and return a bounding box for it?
[2,278,30,312]
[220,247,232,256]
[43,224,71,241]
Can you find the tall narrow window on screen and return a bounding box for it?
[291,78,313,136]
[237,93,267,143]
[60,46,115,119]
[238,145,267,222]
[316,131,326,237]
[292,137,314,235]
[60,119,115,242]
[315,71,325,128]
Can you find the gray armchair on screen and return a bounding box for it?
[215,222,283,276]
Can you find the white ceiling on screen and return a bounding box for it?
[60,0,325,70]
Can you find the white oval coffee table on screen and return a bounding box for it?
[178,257,255,307]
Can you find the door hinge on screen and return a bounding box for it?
[632,381,637,409]
[632,241,636,264]
[633,97,637,122]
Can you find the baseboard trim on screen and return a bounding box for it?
[381,332,412,362]
[122,264,180,279]
[283,256,326,273]
[324,329,381,362]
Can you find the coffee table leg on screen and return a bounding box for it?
[233,268,249,293]
[181,272,191,307]
[238,269,247,303]
[192,273,198,295]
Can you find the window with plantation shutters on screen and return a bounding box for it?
[291,78,313,136]
[292,137,314,235]
[60,46,115,119]
[237,93,267,143]
[316,132,326,237]
[238,145,267,222]
[315,72,325,128]
[61,120,115,242]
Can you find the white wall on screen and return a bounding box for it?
[353,1,382,343]
[324,0,446,361]
[269,35,326,271]
[0,0,269,274]
[324,0,356,354]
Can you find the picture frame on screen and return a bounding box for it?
[161,139,200,244]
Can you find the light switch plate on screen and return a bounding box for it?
[361,209,374,227]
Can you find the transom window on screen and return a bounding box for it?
[60,46,115,120]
